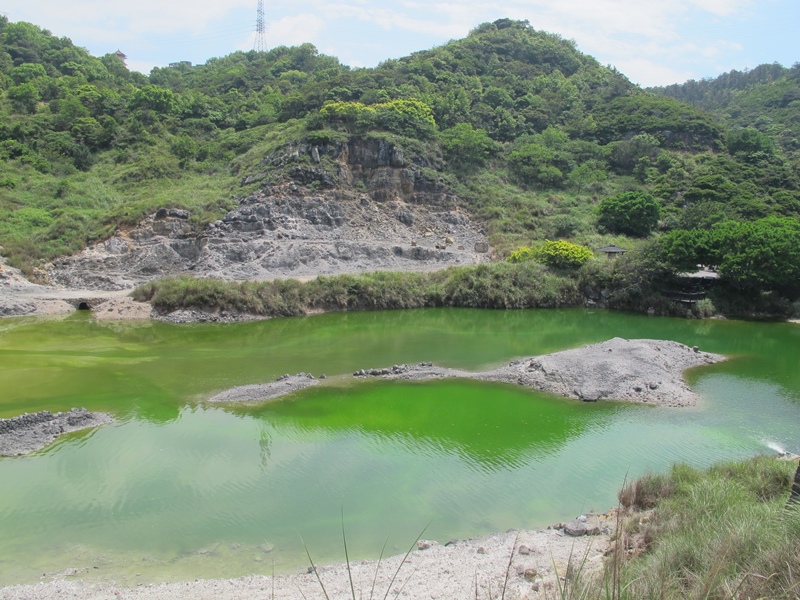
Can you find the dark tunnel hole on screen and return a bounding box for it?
[77,302,91,311]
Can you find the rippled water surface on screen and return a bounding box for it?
[0,309,798,585]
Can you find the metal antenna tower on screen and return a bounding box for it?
[254,0,267,52]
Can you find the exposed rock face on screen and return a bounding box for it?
[0,408,113,456]
[47,140,491,290]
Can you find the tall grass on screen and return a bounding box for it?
[609,456,799,599]
[132,261,587,316]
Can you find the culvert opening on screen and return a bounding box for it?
[77,302,91,311]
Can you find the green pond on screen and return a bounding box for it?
[0,308,798,586]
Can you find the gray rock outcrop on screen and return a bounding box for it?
[46,139,491,291]
[208,373,320,403]
[0,408,113,456]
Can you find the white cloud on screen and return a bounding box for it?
[264,14,327,48]
[686,0,752,16]
[612,57,694,88]
[7,0,253,34]
[0,0,783,86]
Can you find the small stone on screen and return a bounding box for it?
[518,545,531,555]
[417,540,436,550]
[564,520,587,536]
[523,568,538,581]
[477,547,486,555]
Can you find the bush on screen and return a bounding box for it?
[692,298,715,318]
[533,240,593,268]
[506,245,536,263]
[618,472,673,510]
[597,191,661,237]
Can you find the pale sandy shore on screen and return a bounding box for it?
[0,514,615,600]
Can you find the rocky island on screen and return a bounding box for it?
[210,338,724,408]
[0,408,114,457]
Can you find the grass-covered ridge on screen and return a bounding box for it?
[603,456,800,599]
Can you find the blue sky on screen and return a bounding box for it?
[1,0,797,87]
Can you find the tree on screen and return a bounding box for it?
[711,218,800,294]
[319,101,376,133]
[597,192,660,237]
[6,83,40,114]
[129,85,177,114]
[508,142,567,187]
[440,123,496,168]
[374,99,437,138]
[659,217,800,296]
[10,62,47,84]
[725,128,775,162]
[567,161,607,192]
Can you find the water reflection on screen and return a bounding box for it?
[242,380,622,473]
[1,309,799,585]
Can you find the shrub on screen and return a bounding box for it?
[597,191,661,237]
[533,240,593,269]
[506,245,536,263]
[618,472,674,510]
[692,298,715,319]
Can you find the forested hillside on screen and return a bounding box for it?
[1,17,798,310]
[651,63,800,160]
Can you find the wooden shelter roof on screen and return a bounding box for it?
[595,245,628,254]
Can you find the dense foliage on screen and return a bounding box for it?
[0,16,798,310]
[597,191,660,237]
[652,62,800,161]
[658,217,800,295]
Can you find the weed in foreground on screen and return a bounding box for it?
[301,518,430,600]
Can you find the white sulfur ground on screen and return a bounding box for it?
[0,516,615,600]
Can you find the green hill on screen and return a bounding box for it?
[0,17,798,309]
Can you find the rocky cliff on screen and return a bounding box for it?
[48,139,491,290]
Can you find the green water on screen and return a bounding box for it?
[0,309,798,585]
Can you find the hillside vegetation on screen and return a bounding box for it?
[1,17,798,313]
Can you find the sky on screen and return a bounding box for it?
[0,0,797,87]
